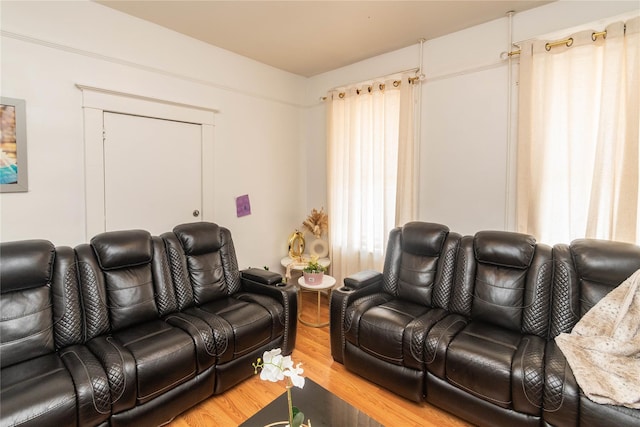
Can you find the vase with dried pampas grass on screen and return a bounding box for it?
[303,208,329,259]
[302,208,328,238]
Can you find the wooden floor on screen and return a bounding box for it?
[169,291,472,427]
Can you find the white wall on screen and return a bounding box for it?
[2,0,638,268]
[303,0,640,238]
[0,0,307,271]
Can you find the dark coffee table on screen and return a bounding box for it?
[239,378,384,426]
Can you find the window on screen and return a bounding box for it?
[326,74,417,280]
[517,17,639,244]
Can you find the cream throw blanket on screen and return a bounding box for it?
[555,268,640,409]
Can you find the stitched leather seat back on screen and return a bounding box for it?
[51,246,84,348]
[467,231,552,336]
[76,230,160,334]
[0,240,56,368]
[383,222,460,308]
[550,239,640,337]
[168,222,241,306]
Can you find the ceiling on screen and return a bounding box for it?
[97,0,553,77]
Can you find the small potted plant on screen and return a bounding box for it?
[302,256,326,285]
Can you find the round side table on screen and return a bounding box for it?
[297,275,336,328]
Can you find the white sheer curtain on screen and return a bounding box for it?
[517,17,640,244]
[326,75,416,282]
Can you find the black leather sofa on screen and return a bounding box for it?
[330,221,640,427]
[0,222,297,427]
[543,239,640,427]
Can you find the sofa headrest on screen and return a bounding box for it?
[173,222,222,256]
[474,231,536,269]
[0,240,55,293]
[401,222,449,257]
[571,239,640,285]
[90,230,152,270]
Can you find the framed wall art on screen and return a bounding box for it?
[1,97,28,192]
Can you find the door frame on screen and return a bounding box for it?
[77,84,217,239]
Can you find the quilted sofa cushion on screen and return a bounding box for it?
[113,320,196,404]
[186,297,275,362]
[355,300,446,366]
[1,354,77,426]
[447,322,545,410]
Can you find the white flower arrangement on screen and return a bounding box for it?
[253,348,307,427]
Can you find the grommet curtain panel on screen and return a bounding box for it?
[517,16,640,244]
[326,74,417,282]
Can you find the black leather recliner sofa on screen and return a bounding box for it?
[330,221,640,427]
[543,239,640,427]
[329,222,462,402]
[0,222,297,427]
[1,240,112,427]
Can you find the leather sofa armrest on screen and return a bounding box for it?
[87,336,137,414]
[240,271,298,355]
[512,335,546,415]
[59,344,111,426]
[241,268,283,286]
[164,312,217,372]
[343,270,382,291]
[329,288,351,363]
[329,273,384,364]
[543,341,579,427]
[240,271,296,302]
[424,314,467,379]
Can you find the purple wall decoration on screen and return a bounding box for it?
[236,194,251,217]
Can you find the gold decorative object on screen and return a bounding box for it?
[302,208,328,239]
[288,230,305,260]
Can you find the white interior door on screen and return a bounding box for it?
[103,112,202,235]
